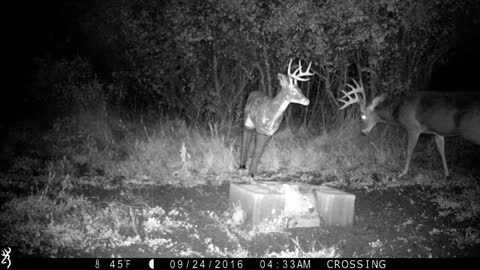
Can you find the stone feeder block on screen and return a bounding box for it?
[229,183,285,228]
[229,182,355,228]
[311,185,356,227]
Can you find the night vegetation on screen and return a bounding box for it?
[1,0,480,258]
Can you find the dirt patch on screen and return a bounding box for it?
[72,177,480,257]
[2,170,480,258]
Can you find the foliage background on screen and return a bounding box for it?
[6,0,476,135]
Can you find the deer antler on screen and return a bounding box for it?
[288,59,314,85]
[338,79,366,110]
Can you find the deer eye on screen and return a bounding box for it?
[290,88,297,94]
[361,114,367,120]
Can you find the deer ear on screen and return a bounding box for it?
[278,73,290,87]
[368,94,387,110]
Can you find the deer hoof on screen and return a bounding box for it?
[239,164,246,170]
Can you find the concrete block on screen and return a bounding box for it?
[229,183,355,228]
[229,183,285,228]
[312,185,355,226]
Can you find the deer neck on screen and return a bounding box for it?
[257,89,290,133]
[375,105,398,126]
[270,89,290,118]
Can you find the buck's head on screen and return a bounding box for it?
[278,59,314,106]
[338,79,386,135]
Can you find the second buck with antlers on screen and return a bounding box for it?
[239,59,314,177]
[339,80,480,178]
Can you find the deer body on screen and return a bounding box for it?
[339,80,480,178]
[368,92,480,137]
[240,60,313,177]
[244,90,307,136]
[409,92,480,140]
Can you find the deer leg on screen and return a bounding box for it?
[399,130,420,177]
[434,135,449,178]
[248,133,271,177]
[239,128,254,169]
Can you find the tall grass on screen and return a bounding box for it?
[10,69,476,186]
[24,112,412,186]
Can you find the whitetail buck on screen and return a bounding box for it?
[239,59,314,177]
[338,79,480,178]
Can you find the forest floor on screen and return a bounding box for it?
[1,167,480,258]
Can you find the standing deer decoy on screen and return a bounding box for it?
[338,79,480,178]
[239,59,314,177]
